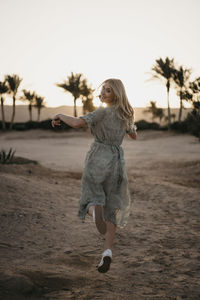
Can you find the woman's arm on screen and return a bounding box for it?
[51,114,86,128]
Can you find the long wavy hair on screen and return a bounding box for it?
[101,78,134,127]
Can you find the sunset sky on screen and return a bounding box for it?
[0,0,200,108]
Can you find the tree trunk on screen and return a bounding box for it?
[74,97,77,117]
[166,82,171,127]
[9,95,16,130]
[37,108,41,122]
[178,91,183,122]
[1,97,6,130]
[29,104,32,121]
[82,100,86,115]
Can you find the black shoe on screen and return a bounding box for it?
[97,249,112,273]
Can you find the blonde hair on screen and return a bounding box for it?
[101,78,134,127]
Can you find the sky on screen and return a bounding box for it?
[0,0,200,108]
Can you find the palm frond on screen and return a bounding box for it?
[21,89,35,103]
[151,57,175,81]
[56,72,84,99]
[173,66,192,89]
[5,74,22,95]
[0,81,9,94]
[34,95,45,108]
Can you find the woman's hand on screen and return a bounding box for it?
[128,131,137,140]
[51,113,86,128]
[51,114,61,128]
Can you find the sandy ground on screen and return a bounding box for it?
[0,129,200,300]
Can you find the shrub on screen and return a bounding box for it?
[150,122,160,130]
[135,120,150,130]
[135,120,160,130]
[39,119,52,129]
[25,121,40,129]
[170,121,188,133]
[13,123,27,131]
[186,113,200,138]
[0,119,72,131]
[159,125,168,131]
[169,114,200,139]
[0,148,16,164]
[0,122,10,130]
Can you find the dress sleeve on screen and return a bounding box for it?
[126,120,137,134]
[80,107,104,128]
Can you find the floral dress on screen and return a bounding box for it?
[78,105,136,228]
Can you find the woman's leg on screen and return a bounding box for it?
[103,221,116,250]
[97,221,116,273]
[88,205,94,217]
[88,205,107,235]
[88,206,117,243]
[87,205,116,273]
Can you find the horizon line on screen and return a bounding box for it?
[3,104,188,110]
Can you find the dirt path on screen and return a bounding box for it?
[0,130,200,299]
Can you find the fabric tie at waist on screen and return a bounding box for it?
[93,140,124,185]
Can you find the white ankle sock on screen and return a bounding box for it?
[92,208,95,222]
[102,249,112,258]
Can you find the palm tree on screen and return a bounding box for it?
[5,74,22,129]
[189,77,200,101]
[170,113,176,122]
[56,72,83,117]
[144,101,165,124]
[173,66,191,122]
[20,89,36,121]
[82,96,95,115]
[144,101,157,122]
[189,77,200,117]
[156,108,165,124]
[0,81,9,130]
[34,95,45,122]
[151,57,175,127]
[80,79,95,114]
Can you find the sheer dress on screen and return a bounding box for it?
[78,105,136,227]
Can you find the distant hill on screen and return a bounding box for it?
[0,105,191,123]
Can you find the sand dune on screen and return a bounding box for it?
[0,105,191,123]
[0,130,200,299]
